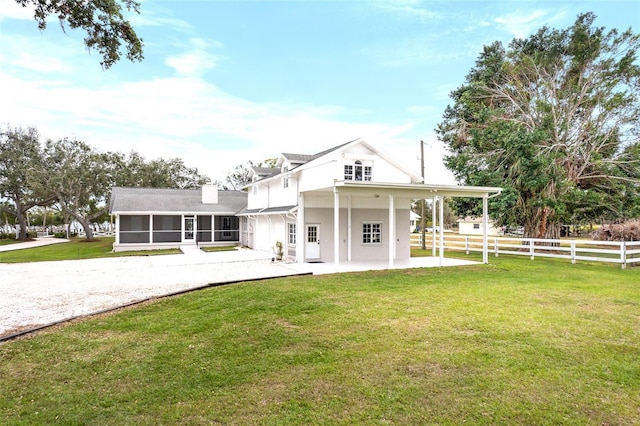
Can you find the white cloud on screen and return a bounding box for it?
[494,9,563,39]
[0,0,33,21]
[0,1,455,185]
[376,0,440,22]
[164,38,223,77]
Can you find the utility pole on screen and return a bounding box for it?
[420,140,426,250]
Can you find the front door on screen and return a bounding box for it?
[305,224,320,260]
[184,216,195,242]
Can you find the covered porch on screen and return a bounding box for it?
[296,181,502,267]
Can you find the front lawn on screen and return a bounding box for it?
[0,237,181,263]
[1,256,639,424]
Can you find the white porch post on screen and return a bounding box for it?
[431,195,437,257]
[439,196,444,266]
[115,215,120,245]
[389,194,395,268]
[347,195,352,261]
[297,193,305,263]
[334,189,340,266]
[483,194,489,264]
[149,215,153,244]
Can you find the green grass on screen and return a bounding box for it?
[200,245,238,252]
[1,256,639,424]
[0,237,181,263]
[0,239,23,246]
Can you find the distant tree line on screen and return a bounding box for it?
[0,126,210,240]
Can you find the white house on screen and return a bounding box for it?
[410,211,421,233]
[239,139,502,266]
[458,217,501,236]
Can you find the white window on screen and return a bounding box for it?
[473,223,480,230]
[362,222,382,244]
[288,223,296,245]
[283,167,289,188]
[344,159,373,181]
[344,164,354,180]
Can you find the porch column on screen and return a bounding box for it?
[347,195,352,261]
[115,215,120,245]
[334,189,340,266]
[149,215,154,244]
[439,196,444,266]
[297,194,305,263]
[483,194,489,264]
[389,194,395,268]
[431,195,437,257]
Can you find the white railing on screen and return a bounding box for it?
[410,234,640,269]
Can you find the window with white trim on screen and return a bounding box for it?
[288,223,296,245]
[344,159,373,181]
[362,222,382,244]
[344,164,354,180]
[282,166,289,188]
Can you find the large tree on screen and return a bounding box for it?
[0,127,52,240]
[438,13,640,238]
[111,151,211,189]
[15,0,144,69]
[42,138,114,240]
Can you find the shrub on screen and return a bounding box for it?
[592,219,640,241]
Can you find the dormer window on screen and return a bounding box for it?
[344,159,372,181]
[282,166,289,188]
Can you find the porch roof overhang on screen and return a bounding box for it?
[328,181,502,199]
[237,205,298,216]
[111,210,240,216]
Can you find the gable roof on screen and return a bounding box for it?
[109,187,247,214]
[247,138,421,187]
[280,139,354,166]
[251,166,279,180]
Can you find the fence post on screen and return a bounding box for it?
[494,238,499,257]
[621,242,626,270]
[465,236,469,255]
[571,240,576,264]
[530,239,535,260]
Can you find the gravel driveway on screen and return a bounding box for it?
[0,249,309,338]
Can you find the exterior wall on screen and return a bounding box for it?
[247,176,298,210]
[298,161,339,192]
[296,145,414,193]
[249,215,288,255]
[303,207,410,263]
[247,184,269,210]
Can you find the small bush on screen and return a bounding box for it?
[592,219,640,241]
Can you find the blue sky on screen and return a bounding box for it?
[1,0,638,184]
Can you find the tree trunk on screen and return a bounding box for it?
[63,208,95,241]
[16,207,28,240]
[537,207,549,239]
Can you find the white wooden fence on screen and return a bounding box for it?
[411,234,640,269]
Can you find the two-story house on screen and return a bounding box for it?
[239,139,501,266]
